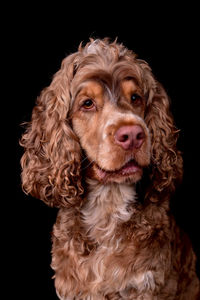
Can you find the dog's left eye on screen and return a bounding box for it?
[82,99,95,110]
[131,93,142,104]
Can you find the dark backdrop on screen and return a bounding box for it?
[13,5,199,299]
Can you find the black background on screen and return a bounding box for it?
[13,4,199,299]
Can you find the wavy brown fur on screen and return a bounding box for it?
[20,38,199,299]
[20,52,84,207]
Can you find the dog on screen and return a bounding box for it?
[20,38,200,299]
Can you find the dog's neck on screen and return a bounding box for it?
[81,179,137,244]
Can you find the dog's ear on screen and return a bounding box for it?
[139,60,183,202]
[20,52,83,207]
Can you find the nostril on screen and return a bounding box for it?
[120,134,129,142]
[136,131,145,141]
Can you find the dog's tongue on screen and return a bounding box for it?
[97,160,140,180]
[97,168,108,180]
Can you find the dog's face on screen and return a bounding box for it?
[71,65,151,184]
[20,39,182,207]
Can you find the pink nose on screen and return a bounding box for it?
[114,125,145,150]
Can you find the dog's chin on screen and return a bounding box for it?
[89,159,143,184]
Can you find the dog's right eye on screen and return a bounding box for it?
[131,93,142,105]
[81,99,95,110]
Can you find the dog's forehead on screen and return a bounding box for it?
[72,61,142,90]
[72,68,141,100]
[70,49,144,106]
[71,76,140,110]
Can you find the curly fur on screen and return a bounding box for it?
[20,38,199,299]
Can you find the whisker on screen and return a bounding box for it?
[80,147,99,170]
[81,159,95,171]
[80,156,89,164]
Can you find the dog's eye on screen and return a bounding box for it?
[82,99,95,110]
[131,93,142,105]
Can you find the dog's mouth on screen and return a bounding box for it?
[95,159,142,181]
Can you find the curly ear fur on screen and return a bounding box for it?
[141,63,183,202]
[20,53,83,207]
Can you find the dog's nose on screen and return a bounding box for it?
[114,125,145,150]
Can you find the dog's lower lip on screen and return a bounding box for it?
[96,159,141,179]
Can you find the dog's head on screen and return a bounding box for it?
[20,38,182,207]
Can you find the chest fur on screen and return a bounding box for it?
[52,181,168,297]
[78,181,155,293]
